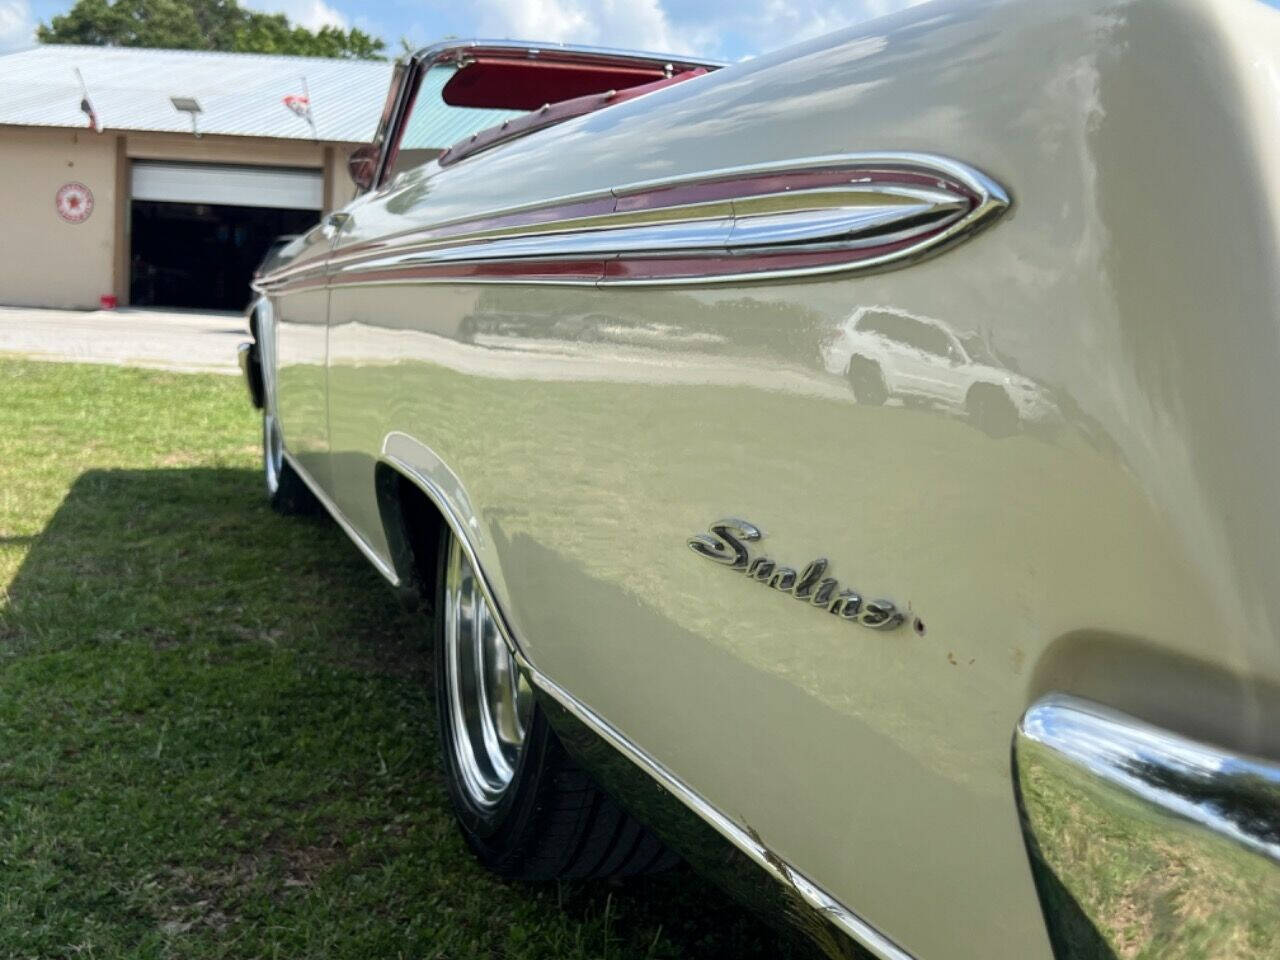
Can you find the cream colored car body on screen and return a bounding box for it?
[257,2,1280,957]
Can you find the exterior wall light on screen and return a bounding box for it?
[170,96,203,137]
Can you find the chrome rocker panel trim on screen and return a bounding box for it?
[378,450,916,960]
[1014,694,1280,960]
[281,451,401,586]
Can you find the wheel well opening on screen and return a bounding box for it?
[966,381,1000,403]
[375,463,445,613]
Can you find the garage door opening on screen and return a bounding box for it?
[128,161,322,311]
[130,200,317,310]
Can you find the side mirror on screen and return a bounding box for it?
[347,144,380,193]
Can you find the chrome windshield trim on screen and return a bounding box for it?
[1014,694,1280,960]
[379,450,916,960]
[370,39,725,190]
[407,37,730,70]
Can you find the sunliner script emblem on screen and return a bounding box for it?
[688,519,904,630]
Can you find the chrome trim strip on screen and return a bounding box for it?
[529,668,915,960]
[352,152,998,262]
[281,450,400,587]
[281,152,1008,291]
[611,150,995,200]
[343,198,949,270]
[262,154,1006,293]
[331,183,955,270]
[380,448,916,960]
[299,277,601,290]
[356,216,738,264]
[407,36,730,70]
[1014,694,1280,960]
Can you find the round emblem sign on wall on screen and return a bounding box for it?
[55,182,94,223]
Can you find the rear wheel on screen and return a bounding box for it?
[966,385,1019,438]
[434,528,678,879]
[262,412,319,515]
[848,356,889,405]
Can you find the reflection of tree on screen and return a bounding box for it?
[1121,757,1280,847]
[476,288,827,362]
[383,175,433,216]
[702,296,827,362]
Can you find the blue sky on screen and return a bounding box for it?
[2,0,920,60]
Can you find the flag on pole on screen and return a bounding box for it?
[74,67,101,133]
[282,93,311,121]
[284,76,318,140]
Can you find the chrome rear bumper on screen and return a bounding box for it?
[1014,695,1280,960]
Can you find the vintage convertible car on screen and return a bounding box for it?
[239,4,1280,958]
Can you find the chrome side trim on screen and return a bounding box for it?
[290,152,1008,290]
[528,669,914,960]
[380,450,916,960]
[281,450,400,587]
[1014,694,1280,960]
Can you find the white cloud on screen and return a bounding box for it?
[466,0,701,55]
[289,0,349,30]
[236,0,931,61]
[454,0,924,59]
[700,0,927,57]
[245,0,350,32]
[0,0,35,53]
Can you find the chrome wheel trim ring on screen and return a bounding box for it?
[263,414,283,495]
[443,536,534,810]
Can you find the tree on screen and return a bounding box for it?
[37,0,386,60]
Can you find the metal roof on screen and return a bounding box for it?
[0,45,523,148]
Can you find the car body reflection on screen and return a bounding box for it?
[1015,695,1280,960]
[821,305,1059,436]
[459,307,730,352]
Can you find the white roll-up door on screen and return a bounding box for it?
[131,161,323,210]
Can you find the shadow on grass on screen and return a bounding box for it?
[0,467,804,959]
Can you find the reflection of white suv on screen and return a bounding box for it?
[821,306,1057,435]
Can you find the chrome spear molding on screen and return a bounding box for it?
[1014,695,1280,960]
[308,152,1011,291]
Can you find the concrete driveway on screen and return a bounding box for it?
[0,305,247,375]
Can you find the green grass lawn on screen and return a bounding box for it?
[0,359,802,959]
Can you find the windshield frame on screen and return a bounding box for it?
[366,39,725,192]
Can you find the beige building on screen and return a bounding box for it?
[0,45,516,311]
[3,125,365,311]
